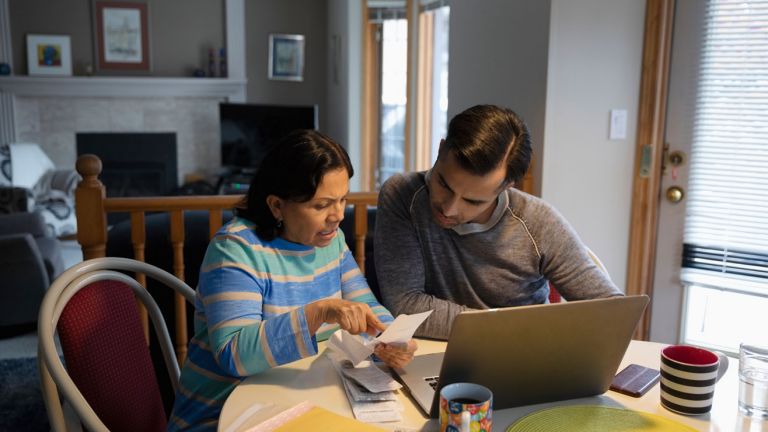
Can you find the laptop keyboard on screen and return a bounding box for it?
[424,376,439,389]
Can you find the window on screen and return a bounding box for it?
[363,0,450,190]
[416,2,450,170]
[681,0,768,354]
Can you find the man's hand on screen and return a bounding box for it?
[305,299,387,336]
[374,339,418,369]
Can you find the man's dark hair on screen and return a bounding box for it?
[238,129,354,240]
[441,104,532,185]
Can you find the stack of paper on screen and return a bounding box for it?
[326,311,433,423]
[328,351,403,422]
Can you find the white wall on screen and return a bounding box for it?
[541,0,646,291]
[447,0,552,196]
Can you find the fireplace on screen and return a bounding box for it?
[76,132,178,198]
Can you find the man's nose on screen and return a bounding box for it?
[443,196,460,217]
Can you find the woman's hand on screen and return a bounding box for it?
[305,299,386,336]
[374,339,418,369]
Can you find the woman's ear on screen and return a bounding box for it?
[266,195,282,221]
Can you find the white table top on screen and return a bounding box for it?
[219,339,767,431]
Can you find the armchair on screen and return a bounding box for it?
[0,212,65,333]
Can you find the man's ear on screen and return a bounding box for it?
[266,195,282,220]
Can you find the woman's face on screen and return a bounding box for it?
[269,168,349,247]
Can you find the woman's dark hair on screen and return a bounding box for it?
[441,104,532,185]
[237,129,354,240]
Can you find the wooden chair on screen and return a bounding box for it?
[37,257,196,432]
[73,154,378,366]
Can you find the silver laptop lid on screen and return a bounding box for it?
[397,295,648,417]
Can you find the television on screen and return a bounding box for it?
[219,102,318,172]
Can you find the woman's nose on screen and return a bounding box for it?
[329,202,345,222]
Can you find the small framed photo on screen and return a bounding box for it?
[26,34,72,76]
[268,34,305,81]
[93,0,151,73]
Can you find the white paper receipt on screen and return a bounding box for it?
[328,310,432,365]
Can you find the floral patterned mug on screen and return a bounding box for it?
[439,382,493,432]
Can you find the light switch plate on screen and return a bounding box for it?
[610,109,627,140]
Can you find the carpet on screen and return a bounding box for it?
[0,357,50,432]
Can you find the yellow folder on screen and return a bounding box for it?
[271,406,387,432]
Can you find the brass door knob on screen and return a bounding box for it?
[666,186,685,203]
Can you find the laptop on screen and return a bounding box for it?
[393,295,649,418]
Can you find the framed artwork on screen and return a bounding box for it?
[268,34,305,81]
[93,1,150,73]
[26,34,72,76]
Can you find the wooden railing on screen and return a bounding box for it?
[74,154,378,365]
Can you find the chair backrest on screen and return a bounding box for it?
[38,257,196,432]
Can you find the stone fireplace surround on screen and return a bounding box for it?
[0,76,247,187]
[15,93,223,186]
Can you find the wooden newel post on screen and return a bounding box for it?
[75,154,108,259]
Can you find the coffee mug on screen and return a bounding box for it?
[660,345,729,415]
[439,382,493,432]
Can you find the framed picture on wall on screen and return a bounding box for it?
[268,34,305,81]
[93,0,151,73]
[26,34,72,76]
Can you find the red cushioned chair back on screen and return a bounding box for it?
[57,280,167,432]
[548,282,562,303]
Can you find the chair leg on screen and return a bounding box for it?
[38,353,68,432]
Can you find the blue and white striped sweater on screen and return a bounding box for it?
[167,217,393,431]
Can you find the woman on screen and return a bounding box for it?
[168,130,417,431]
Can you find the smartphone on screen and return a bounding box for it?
[609,364,660,397]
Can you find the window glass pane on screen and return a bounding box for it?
[683,283,768,354]
[378,18,408,186]
[429,6,450,164]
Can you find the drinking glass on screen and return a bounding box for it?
[739,343,768,418]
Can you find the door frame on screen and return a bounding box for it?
[626,0,676,340]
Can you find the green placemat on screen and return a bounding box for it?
[506,405,696,432]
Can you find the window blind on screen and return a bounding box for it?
[682,0,768,283]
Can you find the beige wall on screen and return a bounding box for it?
[244,0,328,130]
[446,0,552,197]
[541,0,646,292]
[9,0,224,77]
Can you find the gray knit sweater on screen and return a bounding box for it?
[374,171,622,340]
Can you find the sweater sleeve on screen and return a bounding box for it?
[198,235,318,378]
[374,174,468,340]
[528,202,623,300]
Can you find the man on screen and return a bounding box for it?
[374,104,622,340]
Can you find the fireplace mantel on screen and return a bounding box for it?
[0,76,247,99]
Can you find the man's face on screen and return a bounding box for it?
[427,148,509,229]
